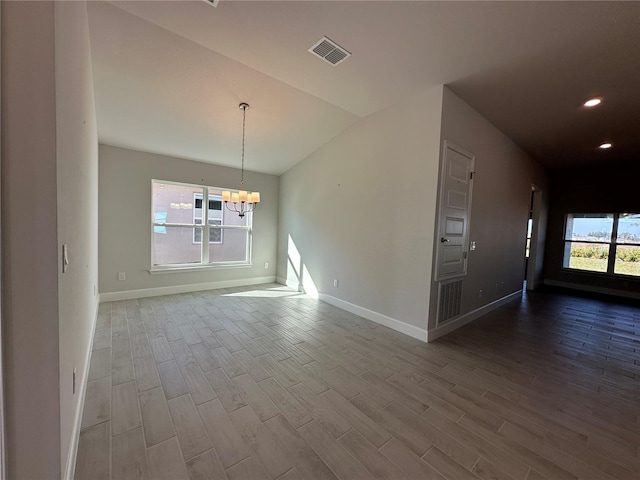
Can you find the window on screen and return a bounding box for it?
[151,180,252,269]
[563,213,640,277]
[193,193,224,244]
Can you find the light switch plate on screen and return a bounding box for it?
[62,244,69,273]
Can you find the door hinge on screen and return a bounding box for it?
[463,251,468,259]
[470,171,474,180]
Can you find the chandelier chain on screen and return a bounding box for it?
[241,104,247,186]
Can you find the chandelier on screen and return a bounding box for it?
[222,103,260,218]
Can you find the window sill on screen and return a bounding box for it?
[149,263,252,275]
[562,267,640,280]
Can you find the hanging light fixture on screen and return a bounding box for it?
[222,103,261,218]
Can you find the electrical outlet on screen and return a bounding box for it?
[118,272,126,281]
[333,279,339,288]
[264,262,269,269]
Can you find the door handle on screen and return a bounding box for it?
[440,237,449,243]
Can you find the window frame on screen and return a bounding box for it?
[192,193,224,245]
[150,179,252,272]
[562,212,640,278]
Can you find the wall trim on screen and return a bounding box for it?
[99,276,276,302]
[428,290,522,342]
[276,276,301,291]
[64,298,99,480]
[318,293,428,342]
[544,279,640,300]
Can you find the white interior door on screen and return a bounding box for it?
[435,141,475,281]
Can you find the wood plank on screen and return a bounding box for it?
[180,363,216,405]
[138,387,175,447]
[204,368,248,412]
[338,430,410,480]
[167,394,212,461]
[88,348,111,381]
[146,437,190,480]
[189,342,221,372]
[263,415,338,480]
[169,339,196,367]
[288,383,350,438]
[379,438,445,480]
[112,427,149,480]
[158,360,189,400]
[227,456,269,480]
[258,377,313,429]
[133,354,161,392]
[319,389,391,448]
[150,336,175,363]
[81,377,111,429]
[197,399,250,469]
[76,421,110,480]
[298,420,375,480]
[112,380,142,436]
[185,450,227,480]
[233,373,280,421]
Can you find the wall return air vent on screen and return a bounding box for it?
[308,36,351,66]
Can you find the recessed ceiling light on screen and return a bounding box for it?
[599,143,612,149]
[584,98,602,107]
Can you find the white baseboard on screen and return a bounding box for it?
[64,299,99,480]
[544,279,640,300]
[318,293,428,342]
[276,276,301,291]
[428,290,522,342]
[99,276,277,302]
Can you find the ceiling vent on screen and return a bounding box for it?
[309,37,351,66]
[202,0,219,7]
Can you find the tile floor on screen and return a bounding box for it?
[75,283,640,479]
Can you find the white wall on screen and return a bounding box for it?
[277,86,444,337]
[55,2,99,476]
[428,87,547,335]
[1,3,99,476]
[2,2,61,477]
[99,145,279,297]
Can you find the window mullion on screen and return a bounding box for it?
[607,213,620,274]
[202,186,210,264]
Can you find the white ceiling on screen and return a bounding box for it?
[88,1,640,174]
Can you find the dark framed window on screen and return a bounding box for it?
[563,213,640,277]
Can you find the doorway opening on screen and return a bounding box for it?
[524,185,542,291]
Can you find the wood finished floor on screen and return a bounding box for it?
[75,284,640,480]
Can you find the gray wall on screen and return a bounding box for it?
[429,87,548,331]
[1,1,99,476]
[544,160,640,296]
[2,3,60,476]
[99,145,279,295]
[277,86,444,333]
[55,2,100,475]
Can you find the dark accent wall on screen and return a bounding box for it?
[544,160,640,296]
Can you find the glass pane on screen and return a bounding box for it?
[208,220,222,243]
[153,182,202,224]
[527,218,533,239]
[209,228,249,263]
[616,213,640,244]
[564,241,609,272]
[564,214,613,241]
[153,226,202,265]
[614,245,640,276]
